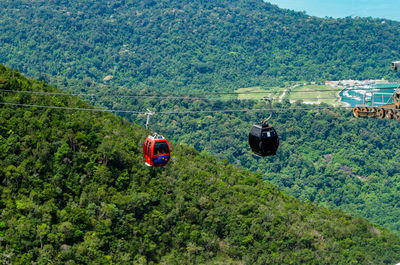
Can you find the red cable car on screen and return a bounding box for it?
[143,133,171,167]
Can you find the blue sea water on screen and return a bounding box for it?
[266,0,400,22]
[340,88,396,107]
[340,89,394,107]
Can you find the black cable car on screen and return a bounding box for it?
[248,122,279,156]
[248,97,279,156]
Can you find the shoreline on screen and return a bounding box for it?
[338,87,351,107]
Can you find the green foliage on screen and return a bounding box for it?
[0,0,399,93]
[2,0,400,242]
[71,82,400,234]
[1,1,400,263]
[1,67,400,264]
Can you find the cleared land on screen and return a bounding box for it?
[235,86,284,100]
[235,84,343,106]
[288,84,343,106]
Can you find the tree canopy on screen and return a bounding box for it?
[0,0,399,93]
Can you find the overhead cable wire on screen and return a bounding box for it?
[147,106,353,115]
[0,102,142,114]
[0,101,354,115]
[0,89,221,100]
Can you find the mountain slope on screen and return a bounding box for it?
[1,67,400,264]
[2,0,400,235]
[65,88,400,234]
[0,0,400,92]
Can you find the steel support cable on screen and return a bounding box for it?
[0,89,219,100]
[0,101,355,115]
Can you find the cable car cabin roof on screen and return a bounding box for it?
[251,123,274,130]
[146,134,166,141]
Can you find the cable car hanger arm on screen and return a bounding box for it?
[262,96,273,125]
[145,109,155,130]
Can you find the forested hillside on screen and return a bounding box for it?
[1,67,400,264]
[1,0,400,234]
[0,0,400,93]
[70,90,400,234]
[2,0,400,260]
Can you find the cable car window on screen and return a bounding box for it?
[262,131,272,138]
[145,141,149,155]
[154,141,169,155]
[148,142,151,156]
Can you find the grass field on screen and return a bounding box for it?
[235,84,344,106]
[235,86,283,100]
[288,84,343,106]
